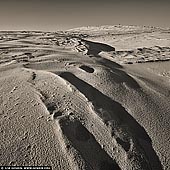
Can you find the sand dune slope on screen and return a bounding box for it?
[0,26,170,170]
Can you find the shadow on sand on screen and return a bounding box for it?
[60,39,163,170]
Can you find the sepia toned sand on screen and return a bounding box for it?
[0,25,170,170]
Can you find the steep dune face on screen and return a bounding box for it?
[0,26,170,170]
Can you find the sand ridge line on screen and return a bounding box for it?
[25,69,123,169]
[25,69,101,170]
[24,62,158,169]
[58,72,153,169]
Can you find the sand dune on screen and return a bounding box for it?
[0,25,170,170]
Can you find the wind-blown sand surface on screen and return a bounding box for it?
[0,25,170,170]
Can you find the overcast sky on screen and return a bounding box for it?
[0,0,169,31]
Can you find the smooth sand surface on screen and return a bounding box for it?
[0,25,170,170]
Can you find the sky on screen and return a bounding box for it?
[0,0,169,31]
